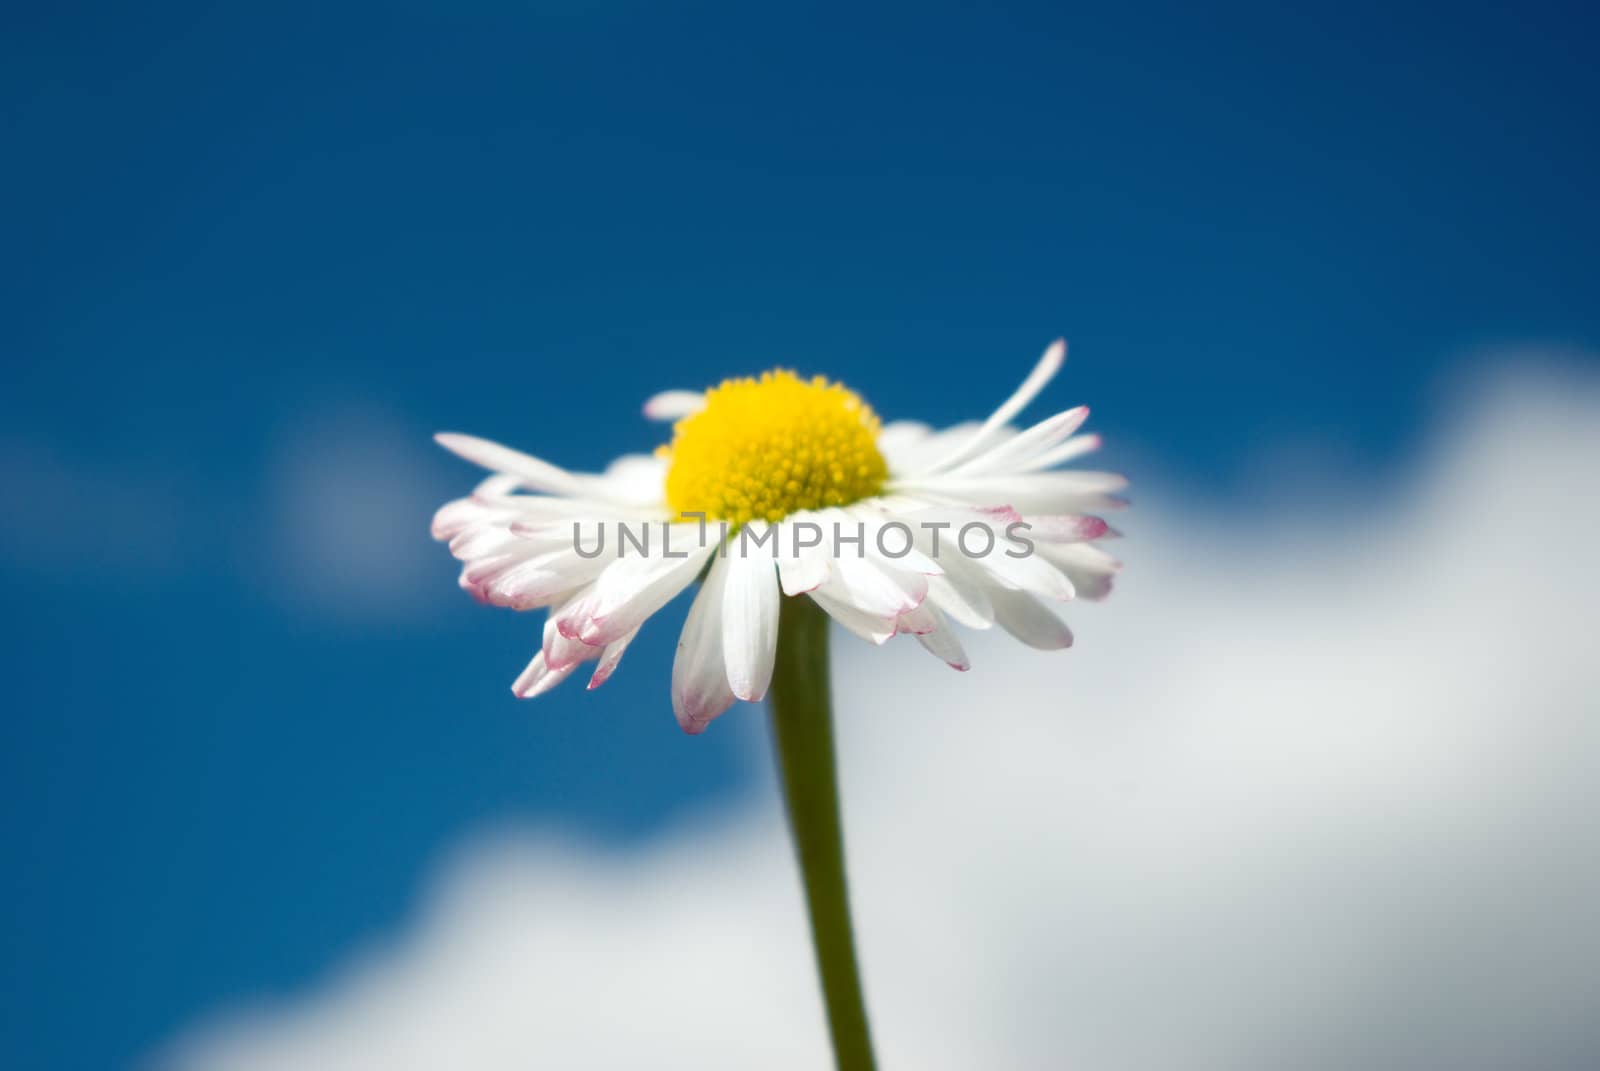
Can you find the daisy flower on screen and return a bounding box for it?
[431,339,1124,734]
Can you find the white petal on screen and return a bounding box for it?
[587,628,639,690]
[903,606,970,670]
[475,549,612,610]
[924,570,994,629]
[1020,514,1111,543]
[845,506,942,575]
[473,473,523,497]
[899,471,1128,514]
[1036,541,1121,601]
[1034,470,1128,494]
[972,545,1076,601]
[773,514,835,595]
[543,606,599,671]
[893,603,938,635]
[989,587,1074,649]
[489,563,598,612]
[984,338,1067,428]
[948,406,1090,477]
[875,421,935,469]
[511,650,579,698]
[458,514,608,561]
[721,528,781,701]
[432,496,518,540]
[543,628,596,673]
[642,389,706,421]
[572,538,715,646]
[892,514,996,627]
[434,433,593,497]
[447,523,527,561]
[597,454,669,506]
[914,339,1065,475]
[1013,432,1102,473]
[777,552,829,596]
[542,592,607,671]
[460,547,538,586]
[672,554,737,733]
[505,519,614,555]
[807,588,896,645]
[891,421,986,474]
[823,556,919,617]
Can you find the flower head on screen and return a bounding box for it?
[663,370,888,526]
[432,340,1125,733]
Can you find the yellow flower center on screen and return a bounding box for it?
[661,370,889,526]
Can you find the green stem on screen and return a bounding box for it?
[768,595,877,1071]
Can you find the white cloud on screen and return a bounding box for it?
[259,403,447,620]
[158,363,1600,1071]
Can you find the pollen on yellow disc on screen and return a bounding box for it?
[661,370,889,526]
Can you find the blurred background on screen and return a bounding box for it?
[4,3,1598,1068]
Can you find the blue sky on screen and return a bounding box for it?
[3,3,1597,1067]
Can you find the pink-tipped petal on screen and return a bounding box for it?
[587,629,638,690]
[577,543,713,647]
[912,608,971,670]
[458,570,491,604]
[1024,514,1111,544]
[432,498,488,540]
[671,554,737,733]
[894,604,939,636]
[543,628,596,673]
